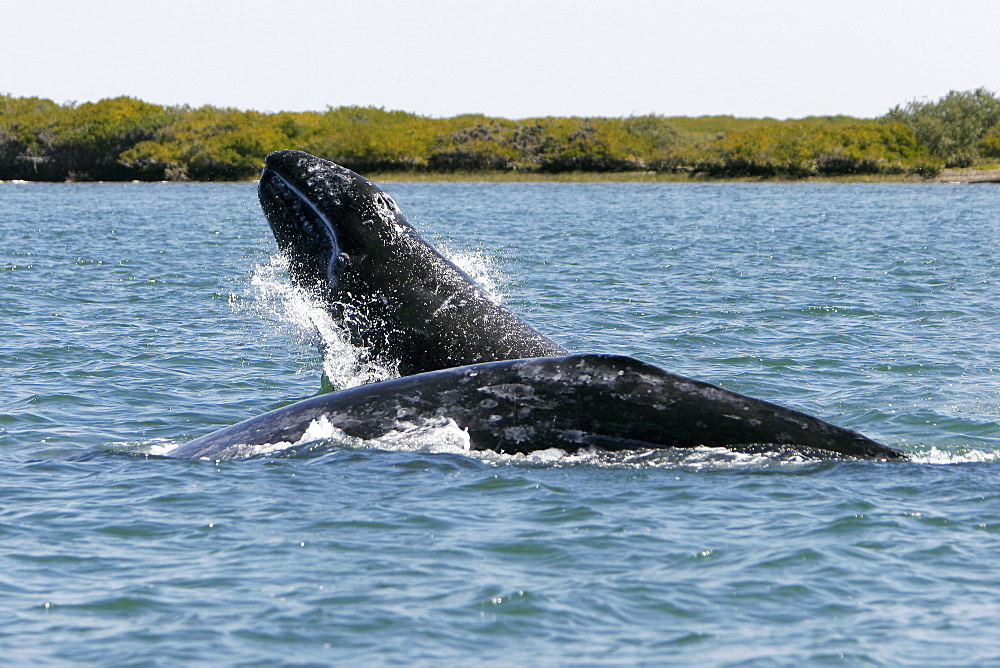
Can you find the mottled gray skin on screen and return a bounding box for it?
[170,354,905,461]
[258,150,566,376]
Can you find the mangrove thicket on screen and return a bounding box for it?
[2,88,999,181]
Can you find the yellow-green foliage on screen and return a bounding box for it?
[0,96,174,180]
[430,115,681,172]
[300,106,444,170]
[2,91,996,181]
[677,121,931,177]
[882,87,1000,167]
[979,122,1000,158]
[121,106,298,180]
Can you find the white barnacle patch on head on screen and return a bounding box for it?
[373,192,402,226]
[382,193,402,213]
[302,166,352,202]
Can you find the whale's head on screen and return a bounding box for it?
[258,150,411,298]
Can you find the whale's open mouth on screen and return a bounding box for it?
[260,167,340,248]
[259,164,344,292]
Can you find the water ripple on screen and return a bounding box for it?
[4,182,1000,663]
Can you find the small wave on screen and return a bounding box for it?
[107,438,184,458]
[906,445,1000,464]
[286,415,472,458]
[565,445,841,471]
[126,429,1000,469]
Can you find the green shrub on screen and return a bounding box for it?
[883,87,1000,165]
[427,150,511,171]
[978,122,1000,158]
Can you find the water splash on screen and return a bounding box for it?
[237,254,396,389]
[233,249,507,389]
[440,246,505,304]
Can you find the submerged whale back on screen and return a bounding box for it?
[170,355,905,461]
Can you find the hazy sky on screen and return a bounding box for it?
[3,0,999,119]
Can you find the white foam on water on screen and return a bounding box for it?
[285,422,825,469]
[179,415,584,464]
[141,422,1000,469]
[580,445,828,471]
[908,446,1000,464]
[366,417,473,454]
[115,438,183,457]
[294,415,344,447]
[216,415,475,459]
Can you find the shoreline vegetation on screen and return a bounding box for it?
[2,88,999,183]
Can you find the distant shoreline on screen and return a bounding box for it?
[366,171,958,184]
[309,166,1000,183]
[3,168,999,185]
[931,168,1000,183]
[3,168,998,186]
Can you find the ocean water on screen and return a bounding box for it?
[2,179,1000,664]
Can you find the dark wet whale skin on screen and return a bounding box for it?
[170,354,906,461]
[258,150,566,376]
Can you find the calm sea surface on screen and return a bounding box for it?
[2,179,1000,664]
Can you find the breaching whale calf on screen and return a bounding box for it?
[169,354,905,460]
[258,149,566,376]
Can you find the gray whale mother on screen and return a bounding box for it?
[169,354,905,460]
